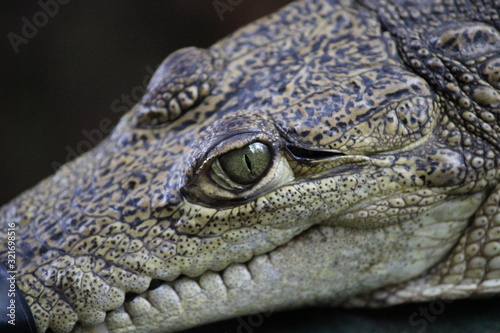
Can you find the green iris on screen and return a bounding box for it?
[218,142,271,185]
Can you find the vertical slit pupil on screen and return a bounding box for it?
[244,154,252,171]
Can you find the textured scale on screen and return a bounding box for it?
[0,0,499,332]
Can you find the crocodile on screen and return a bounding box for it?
[1,0,500,332]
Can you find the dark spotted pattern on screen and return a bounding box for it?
[0,0,499,332]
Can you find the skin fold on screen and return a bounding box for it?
[1,0,499,332]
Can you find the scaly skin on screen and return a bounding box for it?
[1,0,500,332]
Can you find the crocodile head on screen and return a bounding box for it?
[1,0,500,332]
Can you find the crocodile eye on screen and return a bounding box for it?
[211,142,271,189]
[183,133,294,206]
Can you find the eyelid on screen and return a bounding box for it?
[195,132,276,175]
[285,145,345,161]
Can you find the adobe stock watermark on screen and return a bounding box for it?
[226,309,273,333]
[7,0,72,54]
[51,64,158,171]
[213,0,244,21]
[404,298,454,333]
[4,222,18,326]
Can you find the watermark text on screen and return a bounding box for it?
[5,222,18,326]
[213,0,244,21]
[7,0,72,54]
[51,64,157,171]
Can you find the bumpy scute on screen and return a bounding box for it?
[134,47,225,128]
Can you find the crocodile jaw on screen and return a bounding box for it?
[93,192,484,333]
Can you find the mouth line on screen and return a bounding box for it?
[105,223,330,331]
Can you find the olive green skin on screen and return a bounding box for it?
[1,0,500,332]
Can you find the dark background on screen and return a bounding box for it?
[1,1,498,332]
[0,0,292,205]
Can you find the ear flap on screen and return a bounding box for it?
[133,47,224,128]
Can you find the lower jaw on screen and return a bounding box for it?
[90,217,462,333]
